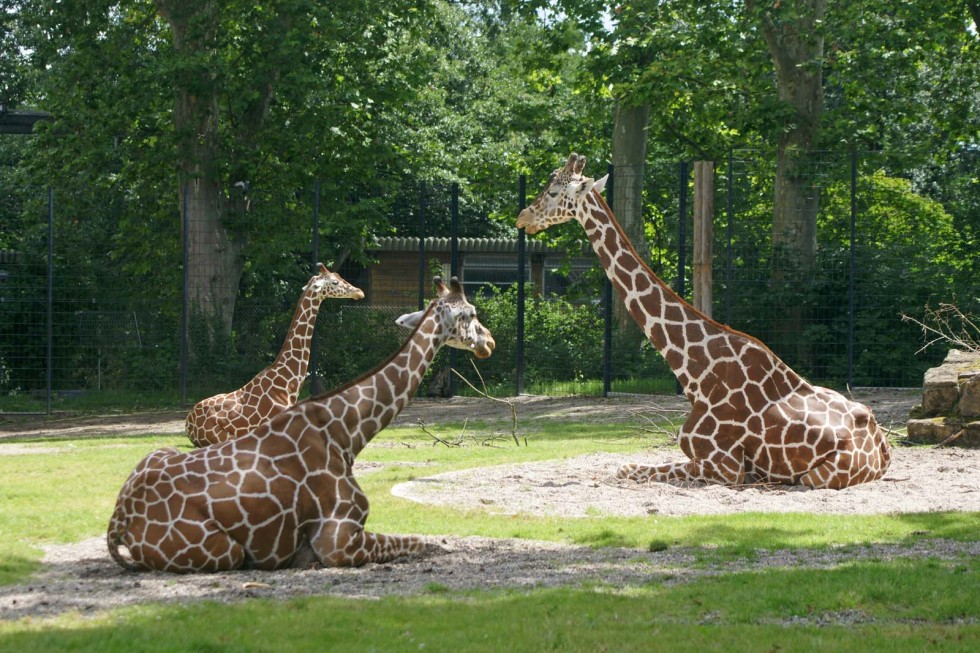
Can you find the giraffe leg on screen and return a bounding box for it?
[617,450,746,486]
[120,515,247,573]
[618,408,748,485]
[797,448,887,490]
[309,518,429,567]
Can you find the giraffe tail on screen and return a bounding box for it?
[106,504,142,572]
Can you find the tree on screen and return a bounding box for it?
[745,0,824,277]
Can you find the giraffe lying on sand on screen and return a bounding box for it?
[516,153,890,489]
[185,263,364,448]
[108,277,494,572]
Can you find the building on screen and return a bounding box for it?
[353,236,595,306]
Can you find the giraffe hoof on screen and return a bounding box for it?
[616,464,638,480]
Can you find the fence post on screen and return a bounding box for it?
[180,184,189,408]
[693,160,713,317]
[310,181,321,395]
[603,164,614,398]
[675,161,689,395]
[448,183,459,397]
[676,161,688,297]
[45,187,53,414]
[848,149,857,389]
[725,149,734,325]
[516,175,526,396]
[418,182,427,310]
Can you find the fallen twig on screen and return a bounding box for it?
[933,429,964,448]
[417,418,462,447]
[452,361,524,446]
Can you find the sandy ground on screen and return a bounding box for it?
[2,388,979,622]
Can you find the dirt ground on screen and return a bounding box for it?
[2,388,979,622]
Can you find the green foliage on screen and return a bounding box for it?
[476,285,597,388]
[313,306,410,392]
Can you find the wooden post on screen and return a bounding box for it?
[693,161,714,317]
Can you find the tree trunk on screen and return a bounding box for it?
[753,0,825,277]
[611,102,651,333]
[750,0,826,365]
[158,0,244,345]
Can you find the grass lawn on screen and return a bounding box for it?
[0,420,978,651]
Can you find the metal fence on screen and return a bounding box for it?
[1,151,973,414]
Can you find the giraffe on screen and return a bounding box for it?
[108,277,494,572]
[185,263,364,448]
[516,153,891,489]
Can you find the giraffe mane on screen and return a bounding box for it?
[588,188,802,381]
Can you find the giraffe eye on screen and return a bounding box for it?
[547,191,559,198]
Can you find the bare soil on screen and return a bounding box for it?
[2,388,979,623]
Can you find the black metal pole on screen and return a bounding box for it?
[603,164,614,397]
[312,180,321,268]
[676,161,688,297]
[180,184,189,408]
[45,187,53,414]
[675,161,689,396]
[449,182,459,397]
[516,175,527,396]
[418,182,427,310]
[848,149,857,389]
[725,148,734,325]
[450,183,460,278]
[310,181,321,395]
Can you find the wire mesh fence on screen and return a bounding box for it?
[1,149,975,415]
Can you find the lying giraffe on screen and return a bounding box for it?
[185,263,364,448]
[108,277,494,572]
[516,153,891,489]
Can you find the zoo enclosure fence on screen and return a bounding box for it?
[0,150,965,414]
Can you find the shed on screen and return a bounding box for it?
[359,236,594,305]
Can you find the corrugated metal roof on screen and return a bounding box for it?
[369,236,574,254]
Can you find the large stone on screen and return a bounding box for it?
[907,418,960,445]
[907,417,980,447]
[959,372,980,418]
[919,350,980,417]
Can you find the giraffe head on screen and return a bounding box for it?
[308,262,365,301]
[395,277,495,359]
[515,153,608,235]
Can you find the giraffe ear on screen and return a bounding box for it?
[395,309,424,330]
[433,276,448,296]
[592,174,608,196]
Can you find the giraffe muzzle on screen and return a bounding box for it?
[516,209,541,235]
[471,333,495,359]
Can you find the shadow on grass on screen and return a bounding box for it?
[0,553,42,587]
[2,558,977,652]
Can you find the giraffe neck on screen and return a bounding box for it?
[308,305,444,458]
[270,289,323,390]
[578,191,804,400]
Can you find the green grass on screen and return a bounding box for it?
[1,420,978,650]
[1,560,977,651]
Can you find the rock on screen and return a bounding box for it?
[959,372,980,418]
[907,417,980,447]
[909,349,980,447]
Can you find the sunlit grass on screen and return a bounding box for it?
[1,559,977,651]
[1,419,979,649]
[2,424,977,586]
